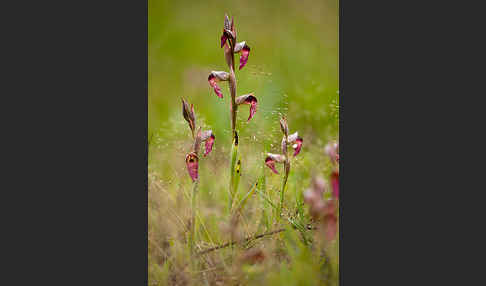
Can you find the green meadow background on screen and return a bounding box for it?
[149,0,339,284]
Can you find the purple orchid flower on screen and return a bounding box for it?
[208,71,229,98]
[236,93,258,121]
[264,153,286,174]
[234,41,251,70]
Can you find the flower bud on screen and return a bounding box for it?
[279,117,289,137]
[181,98,196,135]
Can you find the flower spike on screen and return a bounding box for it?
[236,93,258,121]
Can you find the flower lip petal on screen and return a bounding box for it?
[239,45,250,70]
[245,95,257,121]
[293,137,303,157]
[185,152,199,182]
[265,156,279,174]
[204,134,215,156]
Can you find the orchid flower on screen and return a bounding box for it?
[287,132,303,157]
[234,41,251,70]
[208,71,229,98]
[264,153,286,174]
[235,93,258,121]
[265,117,303,174]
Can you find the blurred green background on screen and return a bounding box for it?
[149,0,338,148]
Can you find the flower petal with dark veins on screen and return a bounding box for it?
[265,156,279,174]
[185,152,199,182]
[292,137,303,156]
[239,45,250,70]
[204,134,215,156]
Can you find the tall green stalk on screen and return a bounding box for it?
[189,180,198,254]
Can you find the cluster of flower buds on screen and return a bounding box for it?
[182,98,216,182]
[220,15,251,70]
[264,117,303,174]
[207,15,258,124]
[303,176,338,241]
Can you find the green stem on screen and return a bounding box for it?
[279,166,289,218]
[189,180,199,254]
[280,133,290,218]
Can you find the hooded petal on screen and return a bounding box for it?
[239,45,250,70]
[204,133,215,156]
[185,152,199,182]
[236,93,258,121]
[292,137,303,157]
[287,132,299,143]
[265,156,279,174]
